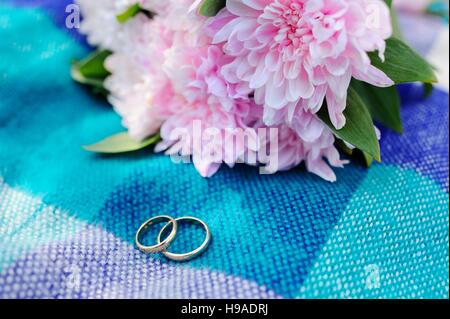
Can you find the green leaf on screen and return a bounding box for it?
[71,50,111,90]
[199,0,226,17]
[318,87,381,162]
[83,132,161,154]
[351,80,403,133]
[337,145,375,168]
[384,0,392,7]
[117,3,141,23]
[362,151,374,167]
[71,68,105,89]
[369,37,437,84]
[335,139,354,156]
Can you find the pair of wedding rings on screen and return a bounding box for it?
[135,215,211,262]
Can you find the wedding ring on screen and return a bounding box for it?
[135,215,178,253]
[157,216,211,262]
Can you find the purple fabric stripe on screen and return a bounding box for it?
[0,225,281,299]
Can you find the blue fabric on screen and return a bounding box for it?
[0,1,448,299]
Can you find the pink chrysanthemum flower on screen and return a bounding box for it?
[104,15,172,140]
[207,0,394,129]
[188,45,253,111]
[105,0,205,140]
[87,0,349,180]
[154,9,261,177]
[266,123,348,181]
[160,40,348,180]
[248,106,349,181]
[155,99,260,177]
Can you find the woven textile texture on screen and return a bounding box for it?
[0,1,448,299]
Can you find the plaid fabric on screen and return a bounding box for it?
[0,1,448,299]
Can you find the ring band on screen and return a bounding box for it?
[135,215,178,254]
[157,216,211,262]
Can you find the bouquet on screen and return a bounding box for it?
[73,0,437,182]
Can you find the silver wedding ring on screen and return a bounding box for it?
[135,215,178,253]
[158,216,211,262]
[135,215,211,262]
